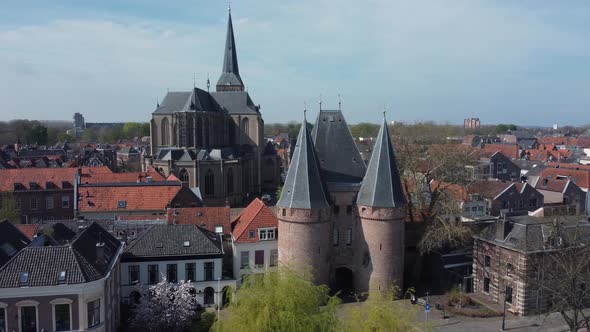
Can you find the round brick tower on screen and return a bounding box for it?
[276,112,332,285]
[355,116,406,295]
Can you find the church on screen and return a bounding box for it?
[144,9,280,206]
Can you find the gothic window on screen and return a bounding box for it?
[242,117,250,142]
[227,168,234,194]
[161,117,169,146]
[204,118,210,147]
[205,169,215,196]
[179,169,189,184]
[196,117,203,147]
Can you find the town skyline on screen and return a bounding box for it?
[2,1,590,125]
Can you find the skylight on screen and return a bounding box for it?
[117,200,127,208]
[19,271,29,286]
[183,241,190,247]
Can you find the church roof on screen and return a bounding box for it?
[216,10,244,89]
[210,91,259,115]
[277,116,329,210]
[153,88,222,114]
[311,110,366,183]
[357,118,405,208]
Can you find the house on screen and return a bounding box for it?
[231,198,278,283]
[77,179,203,220]
[529,178,587,215]
[120,225,235,307]
[468,181,544,216]
[473,216,590,316]
[499,131,538,150]
[0,220,30,268]
[0,222,123,332]
[468,150,521,181]
[166,206,231,236]
[0,166,112,223]
[116,147,142,171]
[534,167,590,192]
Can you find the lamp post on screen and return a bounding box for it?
[217,277,221,319]
[502,296,507,330]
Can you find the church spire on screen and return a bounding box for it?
[216,8,244,92]
[357,115,405,208]
[277,112,329,209]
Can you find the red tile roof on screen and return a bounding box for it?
[539,168,590,190]
[480,144,520,159]
[0,166,111,191]
[167,207,231,235]
[468,181,514,199]
[79,182,183,213]
[15,224,40,240]
[547,162,590,171]
[539,137,590,148]
[78,166,164,184]
[532,178,569,193]
[231,198,278,243]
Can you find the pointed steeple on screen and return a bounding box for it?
[277,112,329,209]
[216,8,244,92]
[357,116,405,208]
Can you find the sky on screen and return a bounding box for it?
[1,0,589,126]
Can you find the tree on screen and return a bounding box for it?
[0,192,19,222]
[340,288,416,332]
[82,128,97,143]
[27,123,48,145]
[495,124,518,133]
[141,122,151,137]
[349,123,379,138]
[129,277,197,332]
[214,268,341,332]
[123,122,142,139]
[56,133,75,143]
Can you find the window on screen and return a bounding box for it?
[46,196,54,210]
[87,299,100,328]
[248,230,255,238]
[464,207,470,213]
[205,169,215,196]
[483,277,490,293]
[61,196,70,208]
[58,271,67,284]
[333,205,340,215]
[529,198,538,207]
[333,228,339,246]
[128,265,140,284]
[20,272,29,286]
[179,169,189,184]
[240,251,249,269]
[502,201,509,209]
[259,228,276,241]
[148,265,159,284]
[505,286,513,304]
[20,306,37,332]
[346,228,353,246]
[346,205,353,214]
[15,198,21,210]
[186,263,196,281]
[117,200,127,209]
[518,200,524,209]
[215,225,223,234]
[0,307,6,332]
[255,250,265,268]
[30,198,38,210]
[183,241,190,247]
[167,264,177,283]
[270,249,278,267]
[507,263,514,277]
[484,255,491,267]
[161,117,170,145]
[54,303,71,331]
[204,262,214,281]
[241,117,250,140]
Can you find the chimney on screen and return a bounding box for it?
[495,214,512,241]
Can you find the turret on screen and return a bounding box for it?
[277,112,331,285]
[356,116,406,295]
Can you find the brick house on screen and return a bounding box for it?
[0,167,113,223]
[529,178,587,215]
[468,181,544,216]
[473,216,590,316]
[231,198,278,284]
[468,150,521,181]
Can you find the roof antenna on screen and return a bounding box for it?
[227,1,232,12]
[206,73,210,92]
[193,73,196,88]
[318,94,323,111]
[156,97,160,108]
[338,93,342,110]
[303,102,307,122]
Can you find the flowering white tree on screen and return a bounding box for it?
[129,277,197,332]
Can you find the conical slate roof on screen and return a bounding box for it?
[216,10,244,89]
[277,115,329,210]
[357,117,405,208]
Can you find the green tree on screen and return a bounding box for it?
[0,192,19,222]
[214,268,340,332]
[27,123,48,145]
[56,133,75,143]
[123,122,141,139]
[495,124,518,133]
[349,123,380,138]
[82,128,97,142]
[340,288,416,332]
[141,122,151,136]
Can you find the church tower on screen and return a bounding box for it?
[356,116,406,295]
[216,8,244,92]
[276,113,332,285]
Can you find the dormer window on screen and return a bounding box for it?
[58,271,67,284]
[61,181,72,189]
[214,225,223,234]
[117,200,127,209]
[13,183,24,190]
[29,182,39,190]
[46,182,56,189]
[259,228,276,241]
[19,271,29,286]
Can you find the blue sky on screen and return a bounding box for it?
[1,1,589,125]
